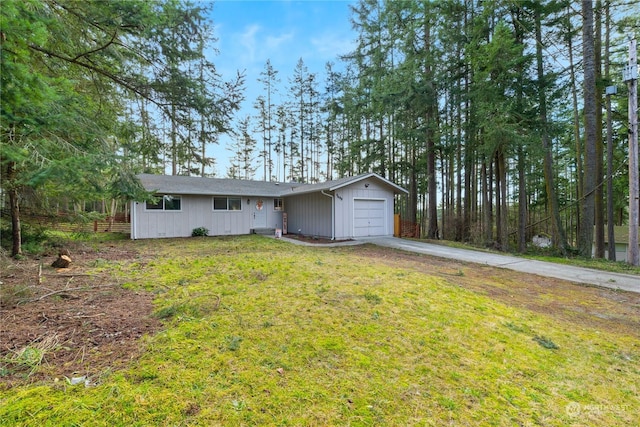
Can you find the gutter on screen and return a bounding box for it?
[321,190,335,240]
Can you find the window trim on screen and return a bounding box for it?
[213,196,243,211]
[145,194,182,212]
[274,198,284,211]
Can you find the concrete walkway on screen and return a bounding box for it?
[353,237,639,294]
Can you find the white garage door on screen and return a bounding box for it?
[353,199,386,237]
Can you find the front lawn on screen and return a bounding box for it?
[1,235,638,426]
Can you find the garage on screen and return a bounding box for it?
[353,199,386,237]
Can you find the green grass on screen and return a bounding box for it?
[418,238,640,275]
[1,235,638,426]
[526,253,640,275]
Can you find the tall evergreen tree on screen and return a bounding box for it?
[255,59,279,181]
[1,0,242,255]
[579,0,597,257]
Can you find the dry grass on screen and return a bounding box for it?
[3,334,60,378]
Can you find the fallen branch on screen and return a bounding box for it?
[43,273,93,277]
[73,313,106,319]
[20,283,117,304]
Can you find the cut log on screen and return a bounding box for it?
[58,248,71,257]
[51,254,72,268]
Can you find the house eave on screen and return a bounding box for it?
[136,173,408,199]
[328,172,409,194]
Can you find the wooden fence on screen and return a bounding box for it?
[394,214,421,238]
[6,213,131,234]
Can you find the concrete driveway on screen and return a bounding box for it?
[355,237,640,294]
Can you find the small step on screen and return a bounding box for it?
[251,228,276,236]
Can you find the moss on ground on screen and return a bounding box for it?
[1,235,637,426]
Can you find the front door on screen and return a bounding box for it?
[253,199,267,228]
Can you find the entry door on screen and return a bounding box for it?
[253,199,267,228]
[353,199,386,237]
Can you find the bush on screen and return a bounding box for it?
[0,222,49,255]
[191,227,209,237]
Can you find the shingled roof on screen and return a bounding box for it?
[137,172,407,197]
[137,174,299,197]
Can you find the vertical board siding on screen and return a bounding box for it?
[334,178,395,239]
[131,176,401,240]
[284,192,332,238]
[132,196,282,239]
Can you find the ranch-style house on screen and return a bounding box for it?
[131,172,408,240]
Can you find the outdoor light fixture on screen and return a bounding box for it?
[365,183,370,188]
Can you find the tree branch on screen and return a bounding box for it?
[71,28,119,62]
[27,43,161,109]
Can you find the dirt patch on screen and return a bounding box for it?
[0,242,161,389]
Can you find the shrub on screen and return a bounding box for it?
[191,227,209,237]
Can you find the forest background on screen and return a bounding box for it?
[1,0,639,261]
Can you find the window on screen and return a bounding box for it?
[146,195,181,211]
[213,196,242,211]
[146,198,163,210]
[229,198,242,211]
[274,198,284,211]
[163,195,181,210]
[213,197,227,210]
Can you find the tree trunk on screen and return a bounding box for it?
[407,142,418,226]
[594,0,605,258]
[513,7,526,253]
[604,1,616,261]
[424,15,439,240]
[461,0,472,243]
[567,3,583,242]
[517,146,527,253]
[456,101,463,241]
[8,161,23,257]
[482,157,492,245]
[171,101,178,176]
[535,8,568,254]
[495,149,508,251]
[579,0,597,257]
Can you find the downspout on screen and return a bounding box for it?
[131,201,137,240]
[321,190,335,240]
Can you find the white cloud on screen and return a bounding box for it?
[311,31,355,60]
[238,24,262,63]
[266,31,295,51]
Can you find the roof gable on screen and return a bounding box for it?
[283,173,408,196]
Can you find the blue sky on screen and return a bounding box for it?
[205,0,357,177]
